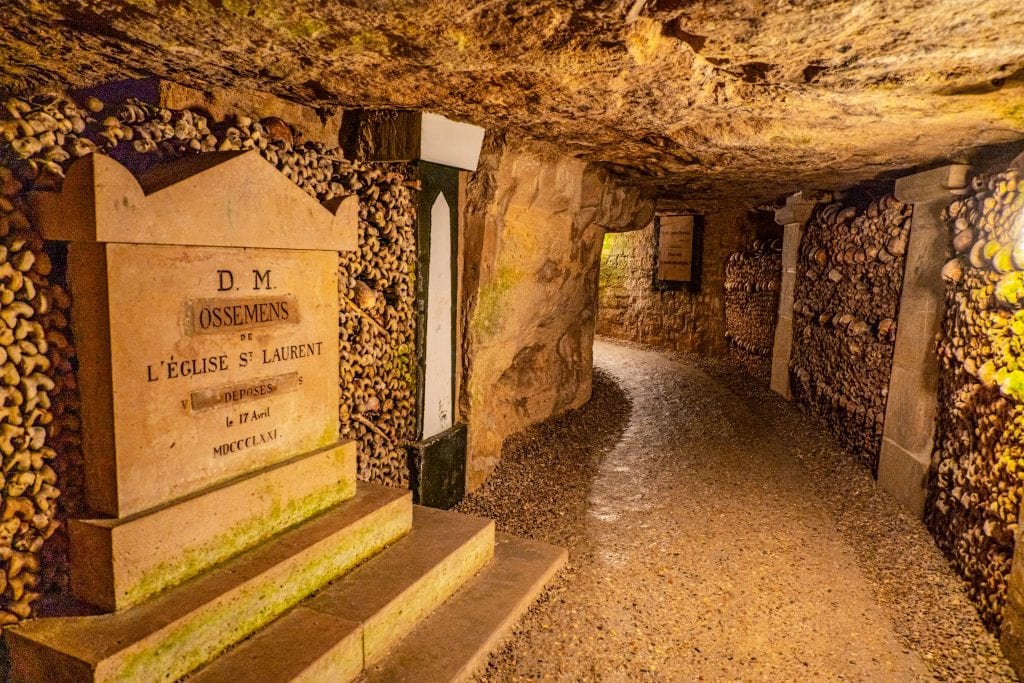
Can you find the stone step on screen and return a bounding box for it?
[6,484,411,683]
[305,505,495,667]
[189,505,496,682]
[185,607,363,683]
[70,441,358,611]
[362,533,567,683]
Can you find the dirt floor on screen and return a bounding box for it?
[458,337,1017,682]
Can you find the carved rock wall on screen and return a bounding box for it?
[3,1,1024,211]
[461,140,653,490]
[596,209,750,354]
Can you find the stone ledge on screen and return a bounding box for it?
[362,532,568,682]
[775,190,832,225]
[306,505,495,667]
[894,165,970,204]
[344,110,485,170]
[189,607,363,683]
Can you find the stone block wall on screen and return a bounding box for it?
[597,209,749,354]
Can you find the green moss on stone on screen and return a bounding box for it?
[446,28,471,51]
[110,497,408,682]
[601,231,624,259]
[364,528,492,661]
[471,266,520,338]
[1005,103,1024,129]
[288,17,328,39]
[599,233,627,290]
[122,467,355,607]
[317,423,342,449]
[392,351,415,385]
[249,1,283,22]
[220,0,250,17]
[350,30,391,54]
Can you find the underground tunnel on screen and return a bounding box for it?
[0,0,1023,680]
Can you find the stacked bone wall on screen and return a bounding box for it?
[724,239,781,379]
[337,169,417,488]
[0,170,64,625]
[0,89,418,621]
[789,195,911,474]
[926,165,1024,632]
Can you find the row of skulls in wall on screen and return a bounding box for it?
[723,239,781,358]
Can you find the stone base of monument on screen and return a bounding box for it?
[69,442,362,612]
[6,483,566,682]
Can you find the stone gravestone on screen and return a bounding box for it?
[31,151,359,609]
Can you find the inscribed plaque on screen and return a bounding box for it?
[70,243,340,516]
[657,215,695,282]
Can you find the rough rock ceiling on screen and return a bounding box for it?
[2,0,1024,208]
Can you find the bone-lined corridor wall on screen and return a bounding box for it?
[789,195,911,474]
[723,239,782,380]
[929,163,1024,632]
[674,159,1024,652]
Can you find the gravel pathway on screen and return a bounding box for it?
[459,337,1016,681]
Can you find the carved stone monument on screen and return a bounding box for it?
[32,151,363,611]
[5,149,564,683]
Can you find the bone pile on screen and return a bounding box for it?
[0,92,419,619]
[789,195,911,473]
[0,166,64,623]
[927,166,1024,632]
[336,169,417,489]
[724,239,781,362]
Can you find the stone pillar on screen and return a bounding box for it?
[345,109,485,508]
[1003,532,1024,678]
[877,165,969,515]
[770,191,829,399]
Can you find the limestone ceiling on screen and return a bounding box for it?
[2,0,1024,208]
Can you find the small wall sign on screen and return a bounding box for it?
[654,213,703,292]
